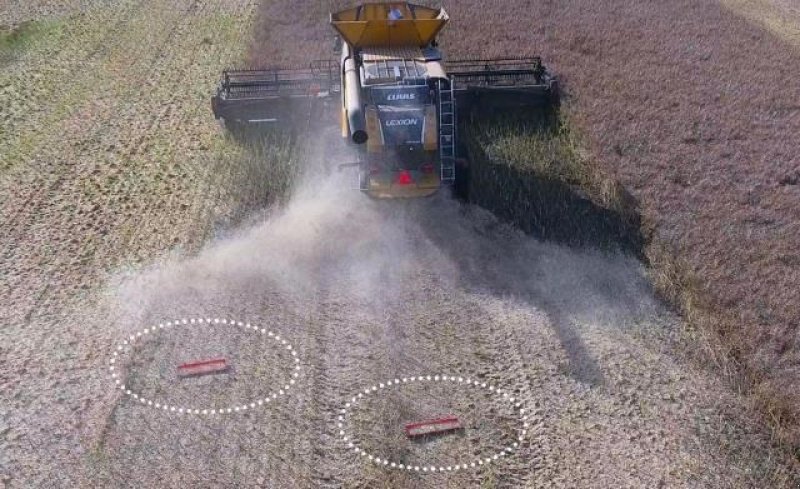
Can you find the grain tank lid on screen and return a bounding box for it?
[330,2,449,48]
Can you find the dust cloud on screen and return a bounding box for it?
[109,141,666,387]
[133,169,650,328]
[89,145,792,489]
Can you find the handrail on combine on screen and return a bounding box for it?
[445,57,548,86]
[217,59,340,100]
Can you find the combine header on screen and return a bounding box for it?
[212,2,558,198]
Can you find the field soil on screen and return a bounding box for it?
[1,0,799,488]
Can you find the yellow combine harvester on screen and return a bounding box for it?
[211,2,558,198]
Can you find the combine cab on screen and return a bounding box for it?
[211,2,558,198]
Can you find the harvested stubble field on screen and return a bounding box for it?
[0,0,302,486]
[0,1,113,27]
[2,0,800,488]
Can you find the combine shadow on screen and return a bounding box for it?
[415,111,663,387]
[416,200,608,388]
[455,110,646,258]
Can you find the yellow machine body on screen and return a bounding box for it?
[331,3,449,48]
[333,3,449,198]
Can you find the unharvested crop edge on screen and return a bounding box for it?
[462,108,800,467]
[461,109,644,256]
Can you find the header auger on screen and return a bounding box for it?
[211,2,558,198]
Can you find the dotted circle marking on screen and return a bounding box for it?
[109,318,301,415]
[338,375,529,472]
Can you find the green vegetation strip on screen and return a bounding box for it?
[463,111,643,255]
[0,20,56,58]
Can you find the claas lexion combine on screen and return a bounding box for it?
[211,2,558,198]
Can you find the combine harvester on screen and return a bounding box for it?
[212,2,558,198]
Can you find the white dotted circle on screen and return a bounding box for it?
[338,375,529,472]
[108,318,301,415]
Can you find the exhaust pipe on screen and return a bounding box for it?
[342,46,368,144]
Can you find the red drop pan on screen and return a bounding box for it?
[177,358,229,378]
[405,415,463,438]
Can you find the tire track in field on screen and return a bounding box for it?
[0,0,254,326]
[0,0,146,173]
[0,1,145,245]
[0,2,258,486]
[0,0,190,320]
[83,169,795,487]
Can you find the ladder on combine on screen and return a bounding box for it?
[437,78,457,184]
